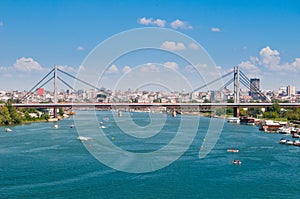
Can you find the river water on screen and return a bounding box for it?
[0,111,299,198]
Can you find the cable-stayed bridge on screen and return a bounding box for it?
[4,65,299,118]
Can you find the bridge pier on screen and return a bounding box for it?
[53,107,58,118]
[233,107,240,118]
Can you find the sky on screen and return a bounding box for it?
[0,0,300,92]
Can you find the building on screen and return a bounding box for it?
[249,78,260,100]
[287,85,296,96]
[37,88,44,96]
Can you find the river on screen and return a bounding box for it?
[0,111,299,198]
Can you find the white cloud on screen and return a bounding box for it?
[106,64,119,74]
[259,46,281,70]
[138,17,166,27]
[238,61,260,74]
[170,19,192,29]
[78,65,85,72]
[122,65,132,73]
[140,63,160,73]
[13,57,43,71]
[211,27,221,32]
[58,65,76,73]
[184,65,197,73]
[238,46,300,74]
[160,41,186,51]
[164,62,178,70]
[138,17,153,25]
[189,42,199,50]
[0,21,3,27]
[153,19,166,27]
[76,46,85,51]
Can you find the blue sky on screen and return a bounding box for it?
[0,0,300,91]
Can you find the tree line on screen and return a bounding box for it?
[0,102,54,126]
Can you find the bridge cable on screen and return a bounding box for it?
[193,70,233,92]
[217,77,234,92]
[57,69,108,94]
[239,76,270,102]
[34,76,54,92]
[22,68,55,101]
[57,76,76,91]
[239,70,270,102]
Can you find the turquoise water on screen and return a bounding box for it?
[0,111,299,198]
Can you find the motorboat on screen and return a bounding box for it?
[99,125,106,129]
[286,140,294,145]
[278,127,291,134]
[232,160,242,164]
[77,136,92,141]
[70,124,75,128]
[292,133,300,138]
[227,148,239,153]
[279,138,287,144]
[240,117,256,126]
[5,128,12,132]
[227,117,240,124]
[293,140,300,147]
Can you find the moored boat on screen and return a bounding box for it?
[258,120,282,133]
[293,140,300,146]
[240,117,256,126]
[227,117,240,124]
[279,138,287,144]
[286,140,294,145]
[292,133,300,138]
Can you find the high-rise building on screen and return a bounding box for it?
[250,78,260,100]
[287,85,296,96]
[37,88,44,96]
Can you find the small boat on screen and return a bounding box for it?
[232,160,242,164]
[292,133,300,138]
[279,138,287,144]
[278,127,291,134]
[54,124,58,129]
[286,140,294,145]
[77,136,92,141]
[70,124,75,128]
[5,128,12,132]
[227,117,240,124]
[293,140,300,147]
[227,148,239,153]
[99,125,106,129]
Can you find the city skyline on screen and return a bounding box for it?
[0,0,300,91]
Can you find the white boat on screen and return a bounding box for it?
[5,128,12,132]
[227,148,239,153]
[279,138,287,144]
[292,133,300,138]
[227,117,240,124]
[232,160,242,164]
[54,124,58,129]
[293,140,300,146]
[286,140,294,145]
[99,125,106,129]
[278,127,291,134]
[77,136,92,141]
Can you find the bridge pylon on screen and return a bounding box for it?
[53,64,58,118]
[233,66,240,117]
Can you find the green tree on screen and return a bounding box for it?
[0,106,12,125]
[58,108,64,117]
[247,108,262,117]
